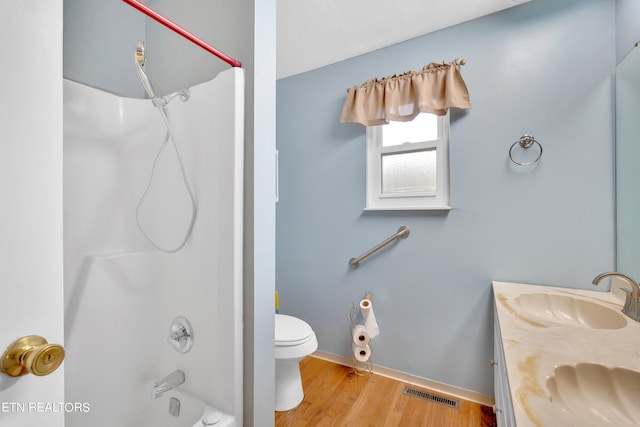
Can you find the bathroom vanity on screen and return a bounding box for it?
[492,281,640,426]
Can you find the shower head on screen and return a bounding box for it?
[134,40,158,99]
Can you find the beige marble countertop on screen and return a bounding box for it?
[493,280,640,427]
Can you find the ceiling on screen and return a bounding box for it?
[276,0,532,79]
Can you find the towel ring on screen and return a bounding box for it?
[509,134,543,166]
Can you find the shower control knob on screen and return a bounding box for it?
[1,335,65,377]
[167,316,194,354]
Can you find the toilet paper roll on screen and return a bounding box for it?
[360,298,380,339]
[352,324,371,346]
[359,298,372,317]
[352,343,371,362]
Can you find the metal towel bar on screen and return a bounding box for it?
[349,226,410,269]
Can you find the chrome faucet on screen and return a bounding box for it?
[152,369,185,399]
[592,272,640,321]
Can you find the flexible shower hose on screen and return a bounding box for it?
[136,103,197,253]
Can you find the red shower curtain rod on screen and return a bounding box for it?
[122,0,242,68]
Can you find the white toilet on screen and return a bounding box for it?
[274,313,318,411]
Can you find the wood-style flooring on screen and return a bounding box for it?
[275,356,496,427]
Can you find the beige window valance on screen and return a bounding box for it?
[339,59,471,126]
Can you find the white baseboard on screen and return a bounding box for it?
[311,350,495,407]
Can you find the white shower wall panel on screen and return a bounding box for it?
[64,68,244,426]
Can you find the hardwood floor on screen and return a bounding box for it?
[275,356,496,427]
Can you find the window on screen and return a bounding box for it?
[365,113,450,210]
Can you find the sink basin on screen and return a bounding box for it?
[514,293,627,329]
[546,363,640,426]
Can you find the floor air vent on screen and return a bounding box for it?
[402,386,460,410]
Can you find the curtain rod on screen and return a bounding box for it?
[122,0,242,68]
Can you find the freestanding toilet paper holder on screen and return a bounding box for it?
[348,293,375,382]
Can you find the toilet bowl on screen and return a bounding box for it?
[275,314,318,411]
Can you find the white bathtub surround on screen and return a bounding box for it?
[493,281,640,426]
[64,68,244,426]
[128,387,235,427]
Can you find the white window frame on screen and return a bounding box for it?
[365,112,451,210]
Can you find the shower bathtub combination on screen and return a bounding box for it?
[62,66,244,426]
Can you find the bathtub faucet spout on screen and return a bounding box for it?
[152,369,185,399]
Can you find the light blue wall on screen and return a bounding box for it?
[615,0,640,285]
[144,1,248,96]
[63,0,255,98]
[276,0,615,396]
[616,0,640,62]
[63,0,144,97]
[616,47,640,282]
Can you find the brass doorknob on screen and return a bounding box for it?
[1,335,65,377]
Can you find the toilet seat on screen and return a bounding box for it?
[275,314,314,347]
